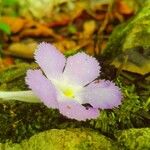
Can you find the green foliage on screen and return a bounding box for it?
[115,128,150,150]
[64,49,79,57]
[64,48,83,57]
[0,22,11,35]
[2,0,17,6]
[90,77,148,134]
[67,24,77,34]
[0,63,37,90]
[0,102,62,143]
[0,0,18,16]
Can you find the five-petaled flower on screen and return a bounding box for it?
[25,42,122,121]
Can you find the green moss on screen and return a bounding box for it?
[0,63,37,90]
[104,1,150,58]
[0,63,87,143]
[0,60,149,150]
[90,77,149,134]
[0,128,115,150]
[103,1,150,74]
[0,101,88,143]
[0,102,60,143]
[0,63,149,145]
[115,128,150,150]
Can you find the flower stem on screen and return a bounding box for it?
[0,91,41,103]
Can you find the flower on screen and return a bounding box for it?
[25,42,122,121]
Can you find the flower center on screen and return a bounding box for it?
[52,78,82,100]
[63,88,75,98]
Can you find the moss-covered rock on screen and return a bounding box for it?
[0,63,37,90]
[0,128,115,150]
[115,128,150,150]
[103,1,150,75]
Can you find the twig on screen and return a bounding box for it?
[95,0,115,56]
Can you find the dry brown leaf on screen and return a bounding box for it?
[19,23,61,39]
[0,16,26,33]
[84,41,95,55]
[5,40,37,59]
[69,1,86,21]
[106,24,113,33]
[1,16,62,41]
[78,20,96,42]
[3,57,14,67]
[48,14,70,27]
[116,0,133,15]
[54,40,77,53]
[83,20,96,38]
[48,1,86,27]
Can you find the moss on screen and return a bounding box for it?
[1,128,150,150]
[0,102,60,143]
[104,1,150,59]
[103,1,150,74]
[0,63,88,143]
[90,77,149,135]
[0,62,149,145]
[115,128,150,150]
[0,60,149,150]
[0,63,37,90]
[0,128,115,150]
[0,100,93,143]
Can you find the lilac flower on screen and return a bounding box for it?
[25,42,122,121]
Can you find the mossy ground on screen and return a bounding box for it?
[0,62,149,150]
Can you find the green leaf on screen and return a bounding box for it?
[64,49,79,57]
[67,24,77,34]
[3,0,17,6]
[0,22,11,35]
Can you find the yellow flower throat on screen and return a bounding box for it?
[63,88,75,98]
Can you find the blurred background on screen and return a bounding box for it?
[0,0,143,66]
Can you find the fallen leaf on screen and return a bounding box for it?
[116,0,134,15]
[54,40,77,53]
[3,57,14,67]
[19,22,61,39]
[0,16,26,33]
[5,40,37,59]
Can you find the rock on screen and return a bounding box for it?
[0,128,115,150]
[103,1,150,75]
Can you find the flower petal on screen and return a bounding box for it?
[58,98,99,121]
[25,69,58,108]
[34,42,66,79]
[63,52,100,86]
[80,80,122,109]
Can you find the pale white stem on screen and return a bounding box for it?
[0,91,41,103]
